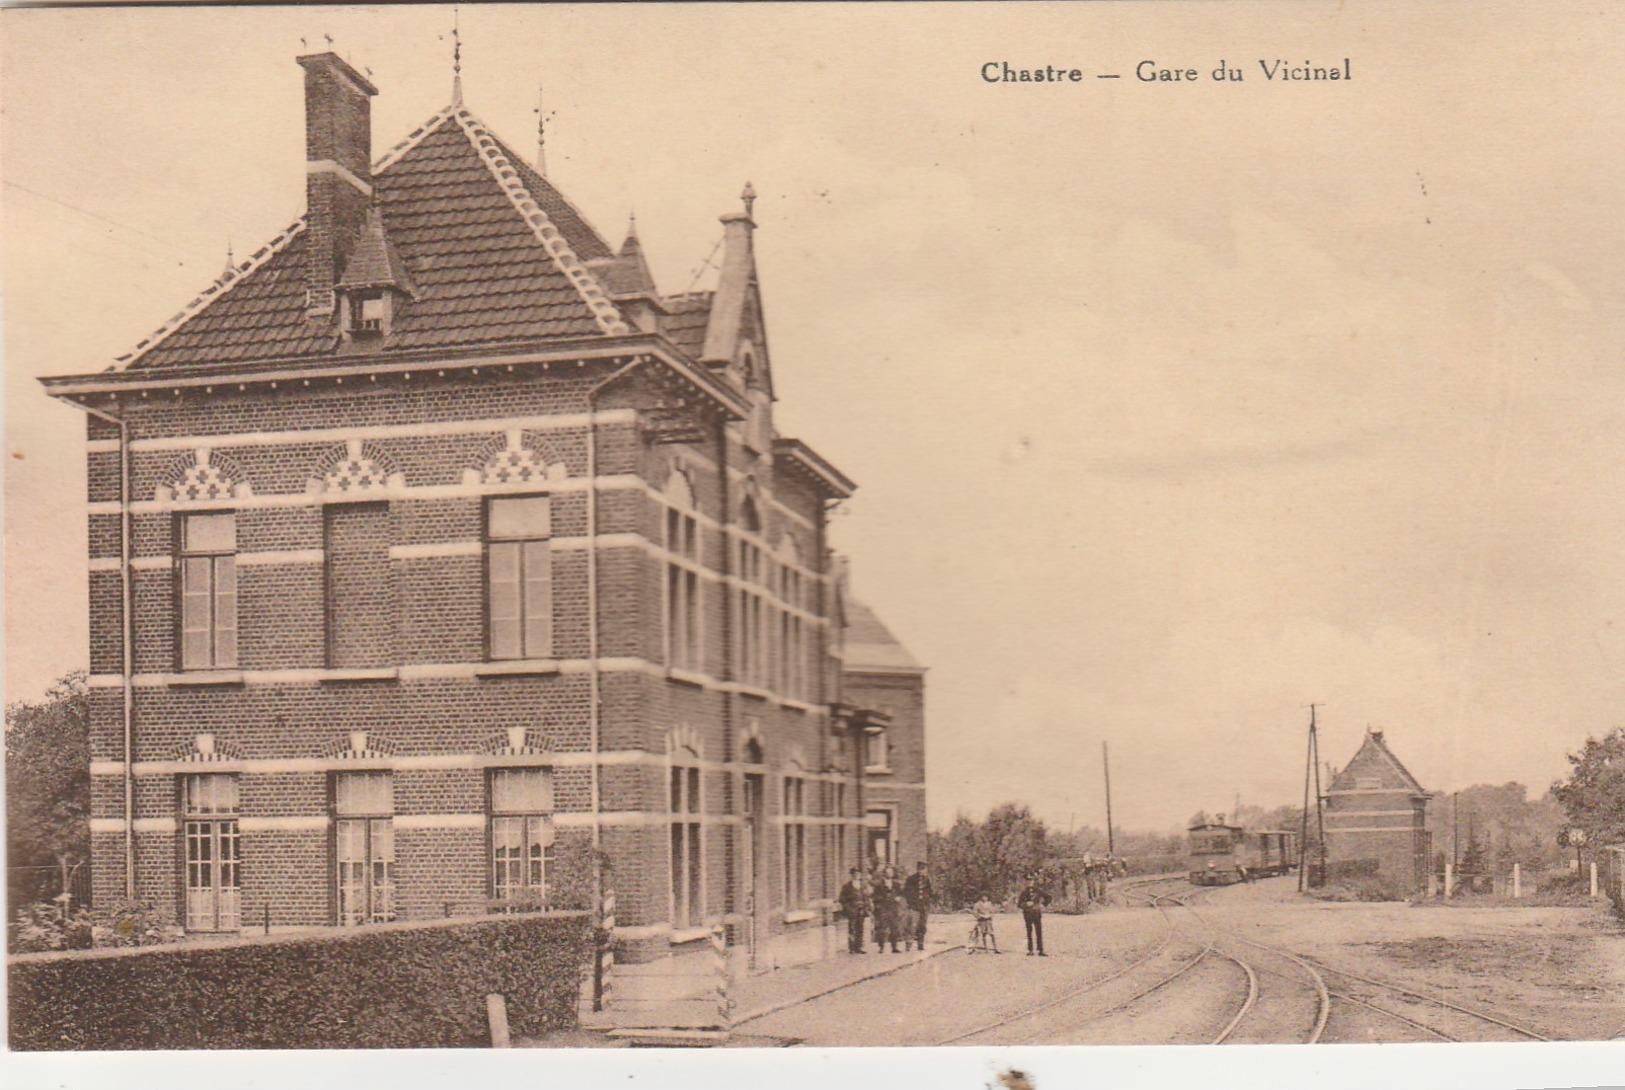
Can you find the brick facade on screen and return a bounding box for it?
[1322,730,1431,898]
[46,51,925,970]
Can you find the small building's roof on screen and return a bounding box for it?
[1328,729,1428,796]
[844,599,924,675]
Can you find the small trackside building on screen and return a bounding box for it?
[1322,729,1432,898]
[41,51,924,973]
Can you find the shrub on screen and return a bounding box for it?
[10,903,93,954]
[9,911,593,1050]
[93,899,184,948]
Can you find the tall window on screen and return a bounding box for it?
[334,771,395,925]
[664,474,701,671]
[737,500,766,688]
[179,512,237,670]
[183,774,241,932]
[669,758,703,928]
[325,502,394,668]
[490,768,554,906]
[865,728,891,774]
[487,496,552,660]
[783,775,808,908]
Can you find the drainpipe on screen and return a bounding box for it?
[81,400,135,899]
[584,356,649,870]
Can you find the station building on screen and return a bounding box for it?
[1322,730,1431,898]
[43,51,924,970]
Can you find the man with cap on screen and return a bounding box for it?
[1017,874,1051,956]
[837,867,869,954]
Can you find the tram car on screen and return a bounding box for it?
[1187,819,1299,886]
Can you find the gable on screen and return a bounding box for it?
[122,110,624,372]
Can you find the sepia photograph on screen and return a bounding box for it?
[2,2,1622,1087]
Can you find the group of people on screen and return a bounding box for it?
[837,861,933,954]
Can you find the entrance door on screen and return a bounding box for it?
[865,808,894,870]
[743,773,764,959]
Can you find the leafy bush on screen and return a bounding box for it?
[10,903,93,954]
[10,911,593,1050]
[93,899,185,948]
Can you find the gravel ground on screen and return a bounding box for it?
[740,876,1625,1046]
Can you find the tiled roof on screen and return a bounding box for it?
[844,599,923,673]
[122,107,626,371]
[658,293,714,361]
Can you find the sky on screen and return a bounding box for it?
[4,2,1624,836]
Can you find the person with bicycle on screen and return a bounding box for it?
[970,894,999,953]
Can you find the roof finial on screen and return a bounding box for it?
[451,8,463,107]
[741,180,757,219]
[627,210,638,237]
[220,241,235,283]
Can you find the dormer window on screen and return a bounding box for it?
[356,294,385,333]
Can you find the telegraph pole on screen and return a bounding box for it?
[1102,741,1115,857]
[1299,704,1323,891]
[1311,706,1327,886]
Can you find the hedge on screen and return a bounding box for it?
[9,911,593,1050]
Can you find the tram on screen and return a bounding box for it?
[1188,818,1299,886]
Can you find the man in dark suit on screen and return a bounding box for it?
[902,861,933,949]
[1017,875,1051,956]
[838,868,869,954]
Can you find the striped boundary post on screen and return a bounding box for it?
[596,888,615,1013]
[710,925,732,1033]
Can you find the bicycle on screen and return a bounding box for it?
[968,915,1000,954]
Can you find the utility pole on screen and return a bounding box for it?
[1102,741,1115,856]
[1311,706,1327,886]
[1299,704,1323,891]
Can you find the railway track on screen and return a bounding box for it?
[1173,888,1552,1044]
[1158,890,1327,1045]
[940,883,1282,1047]
[1306,957,1554,1043]
[935,883,1198,1045]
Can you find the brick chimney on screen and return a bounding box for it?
[297,52,378,318]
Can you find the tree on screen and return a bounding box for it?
[1552,728,1625,857]
[928,803,1053,908]
[5,672,90,914]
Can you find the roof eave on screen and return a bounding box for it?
[40,334,750,419]
[773,437,856,498]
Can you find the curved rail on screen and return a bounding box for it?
[936,887,1190,1045]
[1209,952,1259,1044]
[1305,957,1551,1042]
[1219,932,1330,1043]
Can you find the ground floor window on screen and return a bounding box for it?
[183,773,240,932]
[670,762,702,927]
[335,771,395,925]
[783,775,808,908]
[490,768,555,907]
